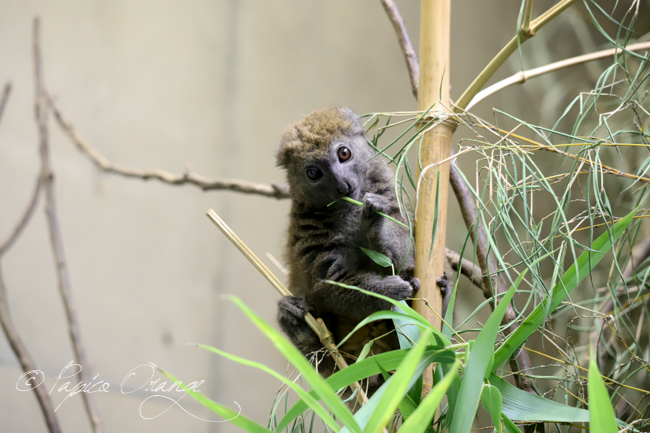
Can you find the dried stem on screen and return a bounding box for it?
[0,80,61,433]
[0,267,62,433]
[467,41,650,110]
[380,0,419,98]
[206,209,369,407]
[0,83,11,122]
[33,18,103,433]
[46,92,290,199]
[455,0,577,111]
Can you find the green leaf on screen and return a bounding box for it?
[360,247,392,268]
[588,356,618,433]
[325,280,450,347]
[493,209,636,369]
[230,297,360,433]
[399,359,462,431]
[490,373,626,427]
[362,331,432,433]
[481,384,503,433]
[198,344,342,432]
[276,347,456,431]
[158,367,273,433]
[450,271,526,433]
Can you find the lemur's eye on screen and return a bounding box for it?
[337,146,352,162]
[306,167,323,180]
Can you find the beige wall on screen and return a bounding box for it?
[0,1,569,432]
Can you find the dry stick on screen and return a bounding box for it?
[411,0,453,396]
[0,268,62,433]
[205,209,370,407]
[454,0,578,112]
[380,0,419,98]
[33,18,103,433]
[0,83,11,123]
[46,92,290,199]
[467,41,650,110]
[0,84,62,433]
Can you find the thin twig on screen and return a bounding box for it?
[0,267,62,433]
[380,0,419,98]
[33,18,103,433]
[0,83,11,123]
[455,0,577,111]
[0,80,62,433]
[467,41,650,110]
[46,92,290,199]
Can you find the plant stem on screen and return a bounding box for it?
[413,0,454,395]
[455,0,577,111]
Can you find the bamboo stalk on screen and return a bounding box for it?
[454,0,577,111]
[206,209,369,407]
[413,0,454,395]
[466,41,650,110]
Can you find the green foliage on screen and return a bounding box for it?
[174,1,649,431]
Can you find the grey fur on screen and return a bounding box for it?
[276,107,419,384]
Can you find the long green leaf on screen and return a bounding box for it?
[493,209,636,369]
[362,331,432,433]
[481,384,503,433]
[588,356,618,433]
[197,344,342,432]
[399,359,462,431]
[277,347,456,431]
[325,280,450,346]
[450,271,525,433]
[230,297,360,433]
[158,368,273,433]
[490,373,627,427]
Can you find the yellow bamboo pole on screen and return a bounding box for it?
[413,0,454,394]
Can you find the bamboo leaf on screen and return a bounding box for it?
[481,384,503,433]
[360,247,393,268]
[230,297,360,433]
[276,347,456,431]
[399,359,462,431]
[493,209,636,369]
[450,271,526,433]
[158,368,273,433]
[588,356,618,433]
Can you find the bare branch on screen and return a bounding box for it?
[0,81,62,433]
[0,83,11,123]
[46,92,290,199]
[445,248,485,292]
[0,267,62,433]
[380,0,419,98]
[33,18,103,433]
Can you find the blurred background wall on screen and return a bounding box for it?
[0,0,606,431]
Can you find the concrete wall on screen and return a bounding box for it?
[0,1,575,432]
